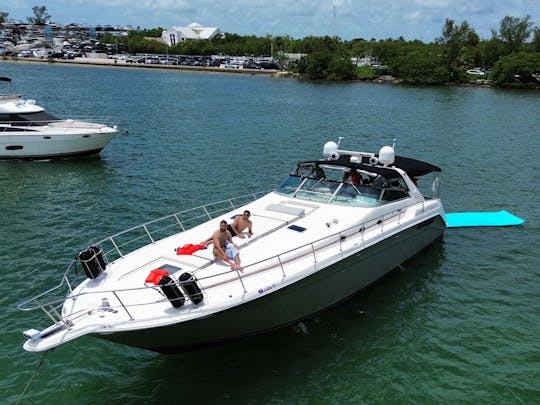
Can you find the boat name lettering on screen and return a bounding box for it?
[258,283,277,294]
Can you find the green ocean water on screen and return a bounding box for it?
[1,61,539,404]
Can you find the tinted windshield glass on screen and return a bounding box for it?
[0,111,60,124]
[275,166,410,207]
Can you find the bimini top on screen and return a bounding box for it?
[276,143,442,207]
[298,153,441,179]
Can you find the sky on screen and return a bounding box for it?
[3,0,539,42]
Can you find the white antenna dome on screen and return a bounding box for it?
[323,141,339,160]
[378,146,395,166]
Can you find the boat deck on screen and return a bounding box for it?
[61,193,433,332]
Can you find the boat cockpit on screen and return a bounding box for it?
[276,139,442,207]
[276,160,411,207]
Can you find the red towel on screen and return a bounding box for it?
[176,243,206,255]
[145,268,169,285]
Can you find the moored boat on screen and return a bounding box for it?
[19,138,445,353]
[0,76,120,159]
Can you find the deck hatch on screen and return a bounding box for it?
[155,264,182,273]
[288,225,306,232]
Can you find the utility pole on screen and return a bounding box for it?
[333,4,336,38]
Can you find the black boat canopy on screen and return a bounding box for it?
[0,77,12,82]
[297,153,441,179]
[389,155,442,177]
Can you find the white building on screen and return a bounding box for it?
[161,22,221,46]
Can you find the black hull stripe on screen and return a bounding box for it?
[0,147,103,160]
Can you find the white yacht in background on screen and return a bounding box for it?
[19,138,445,353]
[0,77,120,159]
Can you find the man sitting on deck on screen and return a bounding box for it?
[228,210,253,238]
[201,210,253,246]
[212,220,242,271]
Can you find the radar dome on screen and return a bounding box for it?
[378,146,395,166]
[323,141,339,160]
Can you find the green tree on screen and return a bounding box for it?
[436,19,479,79]
[355,65,377,80]
[273,35,293,54]
[350,38,371,59]
[477,38,506,68]
[175,40,213,55]
[27,6,51,25]
[142,28,163,37]
[491,52,540,87]
[294,35,343,54]
[296,36,356,80]
[371,38,408,65]
[124,29,168,54]
[532,28,540,52]
[327,55,357,80]
[0,12,8,25]
[209,33,271,56]
[493,15,534,55]
[298,52,331,79]
[389,44,448,84]
[462,30,482,67]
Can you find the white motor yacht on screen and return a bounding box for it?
[0,77,119,159]
[19,138,446,353]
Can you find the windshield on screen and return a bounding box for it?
[276,164,410,207]
[0,111,60,125]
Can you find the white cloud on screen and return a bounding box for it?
[414,0,452,8]
[403,11,424,25]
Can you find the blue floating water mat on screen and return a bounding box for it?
[445,210,525,228]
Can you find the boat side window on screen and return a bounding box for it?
[387,176,408,190]
[371,175,388,188]
[276,175,302,196]
[6,111,59,125]
[312,166,325,179]
[373,176,410,202]
[379,188,409,202]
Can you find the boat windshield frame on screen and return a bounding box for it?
[275,161,411,207]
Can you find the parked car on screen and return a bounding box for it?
[259,61,281,70]
[466,69,485,76]
[243,61,261,69]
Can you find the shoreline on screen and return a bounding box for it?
[0,57,401,83]
[4,57,532,89]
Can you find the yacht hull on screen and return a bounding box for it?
[0,130,117,159]
[94,215,445,353]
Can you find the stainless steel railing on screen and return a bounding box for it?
[0,117,120,132]
[17,191,272,314]
[96,190,270,262]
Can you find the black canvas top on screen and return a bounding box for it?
[298,153,441,179]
